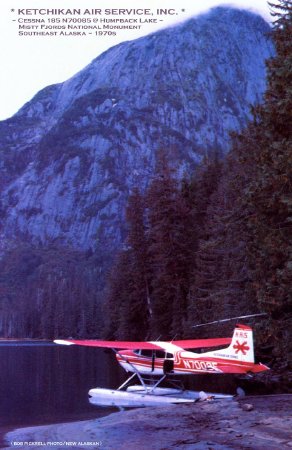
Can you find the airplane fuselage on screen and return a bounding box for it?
[116,348,268,375]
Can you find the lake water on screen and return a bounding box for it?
[0,342,125,447]
[0,341,239,447]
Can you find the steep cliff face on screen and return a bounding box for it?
[0,7,273,252]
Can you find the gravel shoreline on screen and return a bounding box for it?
[3,395,292,450]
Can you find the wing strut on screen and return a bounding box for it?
[114,348,168,393]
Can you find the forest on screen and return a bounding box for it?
[0,2,290,378]
[104,1,291,372]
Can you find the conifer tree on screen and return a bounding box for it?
[103,188,151,339]
[126,188,153,321]
[186,156,224,330]
[146,153,193,338]
[189,154,258,336]
[103,250,133,339]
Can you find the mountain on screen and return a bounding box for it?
[0,6,275,337]
[0,7,273,257]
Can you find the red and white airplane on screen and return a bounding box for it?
[55,324,269,397]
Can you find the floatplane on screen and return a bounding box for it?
[54,315,269,407]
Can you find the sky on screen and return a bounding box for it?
[0,0,275,120]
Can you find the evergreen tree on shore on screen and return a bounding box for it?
[146,154,194,338]
[103,188,151,339]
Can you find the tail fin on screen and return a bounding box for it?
[216,325,254,363]
[207,324,269,372]
[226,324,254,363]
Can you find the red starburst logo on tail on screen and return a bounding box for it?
[233,341,250,355]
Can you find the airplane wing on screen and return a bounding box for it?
[54,339,163,350]
[54,337,231,350]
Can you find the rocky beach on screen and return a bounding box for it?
[3,395,292,449]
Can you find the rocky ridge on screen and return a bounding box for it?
[0,7,273,253]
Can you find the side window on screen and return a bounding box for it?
[166,353,173,359]
[155,350,165,359]
[140,350,153,358]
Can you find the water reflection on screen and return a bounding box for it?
[0,343,124,429]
